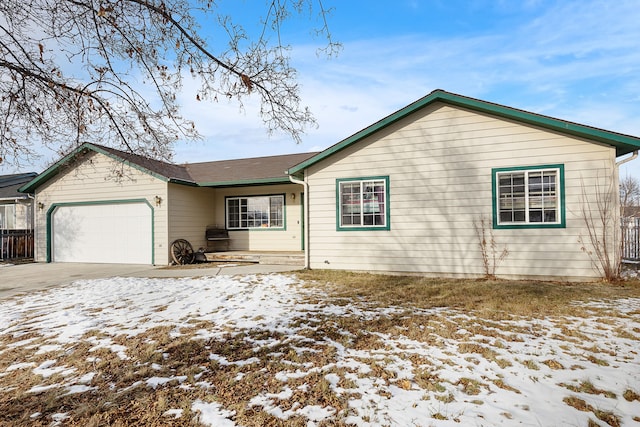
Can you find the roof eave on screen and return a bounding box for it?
[197,177,292,188]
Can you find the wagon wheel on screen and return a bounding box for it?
[170,239,195,265]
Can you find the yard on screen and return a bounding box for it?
[0,270,639,426]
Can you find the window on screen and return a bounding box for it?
[493,165,565,228]
[0,205,16,229]
[226,195,284,229]
[337,177,389,230]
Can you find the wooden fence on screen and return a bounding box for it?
[622,217,640,261]
[0,229,34,261]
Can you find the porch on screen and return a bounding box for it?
[0,229,34,262]
[203,251,305,266]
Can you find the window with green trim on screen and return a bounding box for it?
[493,165,564,227]
[226,195,284,229]
[337,177,389,230]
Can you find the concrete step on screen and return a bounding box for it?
[204,252,304,266]
[258,255,304,266]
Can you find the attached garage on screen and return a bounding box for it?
[49,201,153,264]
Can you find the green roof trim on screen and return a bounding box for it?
[287,89,640,176]
[18,142,176,193]
[196,176,292,188]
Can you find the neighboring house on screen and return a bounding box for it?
[0,173,37,230]
[20,89,640,280]
[1,172,37,261]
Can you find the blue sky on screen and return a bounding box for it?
[3,0,640,179]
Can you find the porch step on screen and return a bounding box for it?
[204,251,304,266]
[258,255,305,266]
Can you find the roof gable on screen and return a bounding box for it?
[287,89,640,175]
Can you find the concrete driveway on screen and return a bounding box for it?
[0,262,303,300]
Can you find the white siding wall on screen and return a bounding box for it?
[213,184,304,251]
[167,184,216,251]
[306,103,618,281]
[34,152,169,264]
[15,203,33,229]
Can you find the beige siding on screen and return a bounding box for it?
[213,184,304,251]
[14,204,32,229]
[306,103,618,281]
[34,152,169,264]
[167,184,216,252]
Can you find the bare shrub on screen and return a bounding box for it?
[474,216,509,279]
[578,174,622,282]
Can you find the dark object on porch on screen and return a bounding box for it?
[206,226,230,251]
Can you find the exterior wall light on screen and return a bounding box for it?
[154,196,162,207]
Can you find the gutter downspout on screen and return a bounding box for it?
[288,172,310,269]
[615,150,639,168]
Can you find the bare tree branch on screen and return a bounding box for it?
[0,0,338,166]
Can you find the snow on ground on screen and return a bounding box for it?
[0,273,639,426]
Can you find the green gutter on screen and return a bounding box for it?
[196,177,292,188]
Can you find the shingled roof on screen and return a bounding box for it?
[185,152,318,186]
[0,173,38,199]
[96,144,193,183]
[19,142,317,193]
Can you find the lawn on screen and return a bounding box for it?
[0,270,639,426]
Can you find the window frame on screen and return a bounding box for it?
[492,164,565,229]
[336,176,390,231]
[0,204,16,229]
[225,194,286,230]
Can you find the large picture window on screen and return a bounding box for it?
[337,177,389,230]
[493,165,565,228]
[226,195,284,229]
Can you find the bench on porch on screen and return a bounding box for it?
[206,225,230,251]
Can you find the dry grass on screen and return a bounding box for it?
[296,270,640,318]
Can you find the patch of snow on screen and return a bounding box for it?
[33,360,75,378]
[146,376,187,389]
[28,384,60,393]
[163,408,183,419]
[50,412,69,426]
[64,384,96,395]
[1,273,639,426]
[6,362,36,371]
[192,400,237,427]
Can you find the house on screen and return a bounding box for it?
[19,145,315,265]
[1,172,37,260]
[20,90,640,280]
[286,90,640,281]
[0,173,37,230]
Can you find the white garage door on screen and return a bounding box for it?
[52,202,152,264]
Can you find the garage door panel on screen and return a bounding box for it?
[52,203,152,264]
